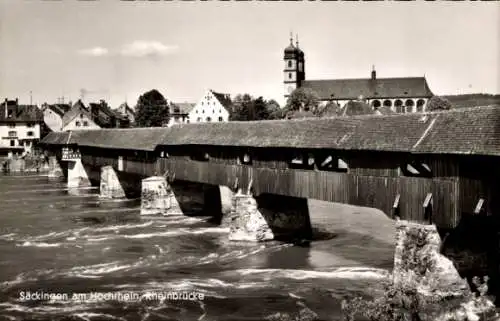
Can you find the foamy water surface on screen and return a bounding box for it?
[0,174,396,321]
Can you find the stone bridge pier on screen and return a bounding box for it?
[47,155,64,179]
[100,166,143,199]
[139,177,231,217]
[138,176,312,242]
[222,192,313,242]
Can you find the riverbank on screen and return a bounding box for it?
[1,156,49,173]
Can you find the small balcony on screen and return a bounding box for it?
[61,147,81,161]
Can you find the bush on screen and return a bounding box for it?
[427,96,453,111]
[341,276,493,321]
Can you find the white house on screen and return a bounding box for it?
[61,100,100,132]
[0,98,43,155]
[167,102,195,127]
[188,90,232,124]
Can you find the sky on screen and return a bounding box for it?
[0,1,499,108]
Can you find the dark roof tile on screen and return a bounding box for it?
[41,106,500,157]
[302,77,433,100]
[0,102,43,123]
[211,90,233,111]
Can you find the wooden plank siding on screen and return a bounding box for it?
[347,152,404,178]
[155,157,459,227]
[71,145,464,228]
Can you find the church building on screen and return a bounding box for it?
[283,36,434,113]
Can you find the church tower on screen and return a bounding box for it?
[283,34,305,101]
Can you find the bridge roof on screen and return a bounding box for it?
[414,105,500,155]
[40,105,500,156]
[42,128,170,151]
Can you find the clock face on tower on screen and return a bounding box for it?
[288,86,294,94]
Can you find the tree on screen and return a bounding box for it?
[230,94,254,121]
[315,101,341,117]
[265,99,283,120]
[285,88,320,113]
[134,89,170,127]
[229,95,283,121]
[426,96,452,111]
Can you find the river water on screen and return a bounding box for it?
[0,174,396,321]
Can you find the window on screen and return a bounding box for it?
[27,131,34,137]
[212,110,214,114]
[416,99,425,112]
[27,123,35,127]
[288,60,292,68]
[8,123,15,128]
[395,100,403,113]
[371,100,381,109]
[197,117,201,122]
[202,110,205,114]
[8,131,16,137]
[288,73,292,79]
[80,113,84,118]
[218,116,223,122]
[83,121,89,126]
[10,140,15,147]
[206,117,211,122]
[405,99,415,113]
[75,121,81,127]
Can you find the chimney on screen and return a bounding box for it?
[371,65,376,80]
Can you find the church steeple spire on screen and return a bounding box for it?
[284,33,305,101]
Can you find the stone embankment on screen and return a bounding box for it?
[1,156,49,173]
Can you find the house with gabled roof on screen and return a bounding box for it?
[41,103,71,132]
[0,98,44,155]
[188,89,232,124]
[283,35,434,113]
[167,102,195,127]
[61,100,100,132]
[88,100,130,128]
[116,102,135,125]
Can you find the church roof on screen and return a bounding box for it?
[284,42,296,53]
[301,77,433,101]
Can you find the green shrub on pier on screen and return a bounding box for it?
[341,274,495,321]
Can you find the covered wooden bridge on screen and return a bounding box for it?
[40,105,500,229]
